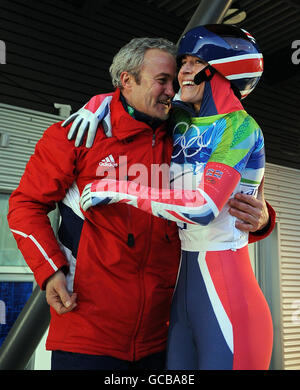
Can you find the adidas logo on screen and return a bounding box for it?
[98,154,118,167]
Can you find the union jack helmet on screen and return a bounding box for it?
[177,24,263,99]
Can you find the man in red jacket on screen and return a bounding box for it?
[7,37,275,370]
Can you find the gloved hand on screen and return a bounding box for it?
[62,108,100,147]
[62,93,113,148]
[80,180,138,211]
[80,183,114,211]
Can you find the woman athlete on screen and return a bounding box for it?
[67,25,274,370]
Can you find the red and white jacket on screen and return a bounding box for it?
[7,89,275,360]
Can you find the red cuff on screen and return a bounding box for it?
[34,252,69,290]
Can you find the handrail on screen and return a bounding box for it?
[0,286,50,370]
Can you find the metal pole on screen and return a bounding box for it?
[178,0,234,43]
[0,285,50,370]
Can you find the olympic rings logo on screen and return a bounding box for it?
[172,121,215,159]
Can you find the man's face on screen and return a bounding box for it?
[178,55,207,113]
[124,49,177,120]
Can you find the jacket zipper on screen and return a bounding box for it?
[125,175,135,247]
[153,131,171,243]
[126,206,135,247]
[152,133,156,146]
[132,130,156,360]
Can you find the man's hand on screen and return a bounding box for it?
[45,270,77,315]
[228,178,269,233]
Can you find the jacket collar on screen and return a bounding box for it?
[110,88,167,141]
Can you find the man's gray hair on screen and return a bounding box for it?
[109,37,176,88]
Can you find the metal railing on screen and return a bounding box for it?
[0,286,50,370]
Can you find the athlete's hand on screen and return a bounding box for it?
[80,180,138,211]
[80,182,113,211]
[228,179,269,233]
[45,270,77,315]
[62,108,100,148]
[61,93,113,148]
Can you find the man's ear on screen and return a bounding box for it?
[120,71,134,91]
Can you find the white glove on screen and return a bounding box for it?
[62,94,113,148]
[62,108,100,147]
[80,183,93,211]
[80,179,138,212]
[80,183,114,211]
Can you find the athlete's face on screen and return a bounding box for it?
[122,49,176,120]
[178,55,208,113]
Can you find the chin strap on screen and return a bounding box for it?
[194,65,216,85]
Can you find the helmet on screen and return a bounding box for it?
[177,24,263,99]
